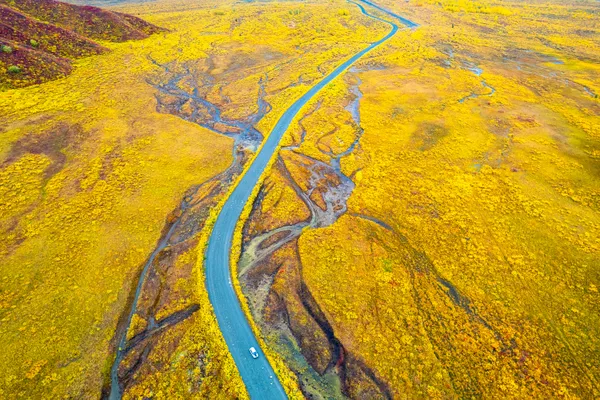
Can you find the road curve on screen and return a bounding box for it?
[204,2,415,398]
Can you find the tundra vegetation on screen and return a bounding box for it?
[0,0,598,399]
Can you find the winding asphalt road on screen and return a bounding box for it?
[204,1,417,398]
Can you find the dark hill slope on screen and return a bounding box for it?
[0,0,163,90]
[0,5,108,58]
[3,0,162,41]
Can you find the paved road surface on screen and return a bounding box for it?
[204,1,416,398]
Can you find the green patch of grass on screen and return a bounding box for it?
[7,65,22,74]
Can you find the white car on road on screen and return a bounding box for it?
[249,347,259,359]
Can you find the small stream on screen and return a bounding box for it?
[458,61,496,103]
[439,47,497,103]
[239,75,364,276]
[107,58,272,399]
[149,56,270,152]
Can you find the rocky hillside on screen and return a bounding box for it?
[0,0,163,90]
